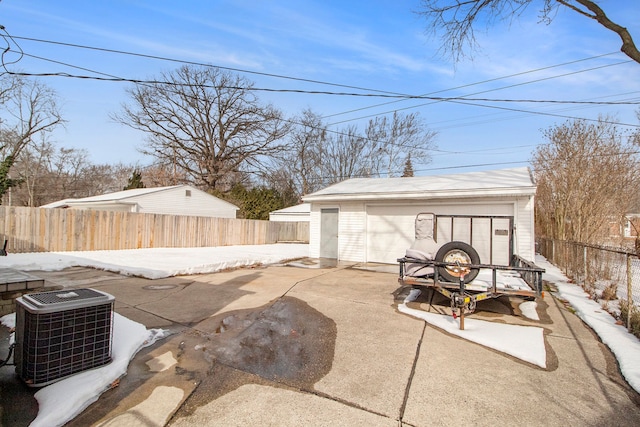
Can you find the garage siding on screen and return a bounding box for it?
[308,206,322,258]
[338,203,366,262]
[308,197,534,264]
[515,196,535,261]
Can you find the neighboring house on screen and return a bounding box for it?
[302,167,537,265]
[623,214,640,239]
[269,203,311,222]
[40,185,239,218]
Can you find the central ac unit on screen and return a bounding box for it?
[14,288,115,387]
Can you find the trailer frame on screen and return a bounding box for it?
[397,254,545,329]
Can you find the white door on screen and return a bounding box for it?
[320,208,339,258]
[365,203,515,264]
[366,205,427,263]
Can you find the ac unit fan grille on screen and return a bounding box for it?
[15,289,114,387]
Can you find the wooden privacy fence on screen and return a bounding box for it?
[0,206,309,253]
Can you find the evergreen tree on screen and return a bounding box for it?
[0,155,23,203]
[228,184,286,220]
[123,169,145,190]
[402,155,414,177]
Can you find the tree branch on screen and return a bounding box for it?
[564,0,640,64]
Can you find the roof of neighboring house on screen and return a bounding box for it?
[39,185,238,209]
[270,203,311,215]
[302,167,536,202]
[65,185,182,203]
[40,198,79,208]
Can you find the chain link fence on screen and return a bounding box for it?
[537,238,640,335]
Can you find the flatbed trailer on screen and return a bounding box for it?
[398,254,545,329]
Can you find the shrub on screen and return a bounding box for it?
[619,301,640,339]
[601,282,618,301]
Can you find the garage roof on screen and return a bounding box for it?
[302,167,536,202]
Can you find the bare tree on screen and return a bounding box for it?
[322,125,371,183]
[266,109,326,199]
[10,135,54,206]
[113,66,291,193]
[10,141,136,206]
[265,110,438,201]
[0,74,64,199]
[417,0,640,64]
[140,163,189,187]
[365,111,437,177]
[531,116,640,243]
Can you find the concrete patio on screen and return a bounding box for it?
[1,260,639,426]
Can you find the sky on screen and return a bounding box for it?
[0,0,639,176]
[1,246,639,426]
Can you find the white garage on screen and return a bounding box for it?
[302,167,537,265]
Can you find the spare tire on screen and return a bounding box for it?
[434,241,480,283]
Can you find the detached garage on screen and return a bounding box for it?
[302,167,537,265]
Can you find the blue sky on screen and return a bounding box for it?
[1,0,639,176]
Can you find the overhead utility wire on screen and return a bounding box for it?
[6,54,638,160]
[5,52,638,106]
[6,34,638,153]
[9,36,636,107]
[3,47,455,155]
[446,99,640,128]
[327,59,634,126]
[8,35,411,97]
[322,52,623,119]
[7,34,638,132]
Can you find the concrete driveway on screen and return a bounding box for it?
[2,260,640,426]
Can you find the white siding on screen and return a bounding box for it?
[308,204,322,258]
[515,195,535,261]
[269,213,310,222]
[69,204,132,213]
[339,203,366,262]
[309,196,535,264]
[133,186,237,218]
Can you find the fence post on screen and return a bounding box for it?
[583,245,588,285]
[627,254,633,332]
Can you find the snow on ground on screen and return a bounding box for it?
[0,244,308,427]
[399,289,547,368]
[0,244,310,279]
[0,245,639,426]
[535,255,640,394]
[3,312,166,427]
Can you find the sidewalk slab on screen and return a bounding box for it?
[287,267,424,419]
[171,383,396,426]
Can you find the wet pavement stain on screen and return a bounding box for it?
[202,296,337,390]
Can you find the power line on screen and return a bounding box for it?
[327,60,635,126]
[7,36,638,110]
[7,35,412,96]
[446,99,640,128]
[5,61,639,105]
[322,52,625,119]
[4,31,638,162]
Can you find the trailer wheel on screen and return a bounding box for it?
[435,241,480,284]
